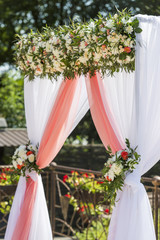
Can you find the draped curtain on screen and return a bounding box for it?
[86,15,160,240]
[5,14,160,240]
[5,75,89,240]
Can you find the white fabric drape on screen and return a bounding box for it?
[99,15,160,240]
[5,75,89,240]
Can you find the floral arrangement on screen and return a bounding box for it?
[15,9,142,80]
[0,168,19,215]
[12,143,41,177]
[63,171,109,216]
[102,139,140,204]
[0,167,19,185]
[63,171,104,193]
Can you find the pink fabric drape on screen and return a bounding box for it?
[85,72,124,152]
[12,177,38,240]
[12,76,81,240]
[37,76,80,168]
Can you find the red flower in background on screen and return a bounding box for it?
[0,173,7,181]
[121,151,128,160]
[97,181,104,184]
[65,194,71,198]
[63,175,68,182]
[82,173,88,178]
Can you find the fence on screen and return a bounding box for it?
[0,164,160,239]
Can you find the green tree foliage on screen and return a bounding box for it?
[0,71,25,127]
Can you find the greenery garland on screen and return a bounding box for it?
[15,9,142,81]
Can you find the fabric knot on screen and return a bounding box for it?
[25,170,38,182]
[124,171,141,189]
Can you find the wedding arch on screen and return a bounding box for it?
[4,11,160,240]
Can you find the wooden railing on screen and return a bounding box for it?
[0,164,160,239]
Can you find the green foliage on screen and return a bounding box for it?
[0,168,19,215]
[74,218,109,240]
[0,71,25,127]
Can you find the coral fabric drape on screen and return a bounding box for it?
[5,75,89,240]
[86,14,160,239]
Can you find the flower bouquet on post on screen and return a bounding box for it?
[102,139,140,205]
[11,142,41,178]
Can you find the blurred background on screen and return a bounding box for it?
[0,0,160,174]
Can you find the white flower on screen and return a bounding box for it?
[112,47,119,55]
[53,49,60,58]
[46,42,51,52]
[111,163,122,175]
[125,56,131,63]
[12,160,17,169]
[18,149,26,158]
[28,144,37,152]
[108,169,115,181]
[17,158,23,165]
[79,56,87,64]
[105,20,114,28]
[88,21,95,29]
[94,52,101,61]
[125,25,133,34]
[101,28,106,33]
[107,158,114,165]
[35,66,43,75]
[19,145,26,150]
[121,17,127,24]
[28,154,35,163]
[127,17,134,23]
[114,14,118,19]
[79,41,86,50]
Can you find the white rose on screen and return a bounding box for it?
[18,149,26,158]
[12,160,17,169]
[28,154,35,163]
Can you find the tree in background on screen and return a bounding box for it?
[0,71,25,127]
[0,0,160,66]
[0,0,160,142]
